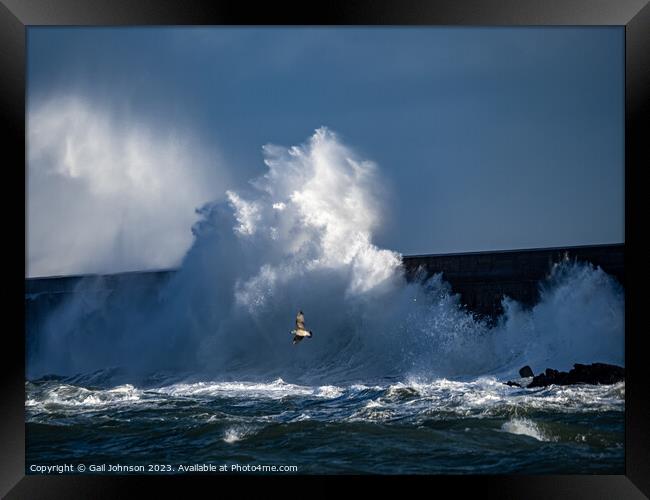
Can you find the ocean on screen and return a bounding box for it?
[26,372,624,474]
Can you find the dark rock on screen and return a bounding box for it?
[518,365,534,378]
[527,362,624,388]
[504,381,521,387]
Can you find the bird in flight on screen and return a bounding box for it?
[291,310,313,345]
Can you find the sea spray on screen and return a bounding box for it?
[27,128,625,383]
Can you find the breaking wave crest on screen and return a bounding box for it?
[26,377,624,423]
[501,418,553,442]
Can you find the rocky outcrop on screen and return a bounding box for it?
[505,363,625,388]
[526,363,625,388]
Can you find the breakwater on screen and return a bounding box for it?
[25,243,624,331]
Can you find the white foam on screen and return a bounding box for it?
[501,418,552,442]
[26,377,625,429]
[315,385,344,398]
[25,384,155,416]
[152,379,343,400]
[352,378,625,421]
[223,426,255,443]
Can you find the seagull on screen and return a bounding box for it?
[291,310,313,345]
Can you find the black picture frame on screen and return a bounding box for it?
[2,0,648,497]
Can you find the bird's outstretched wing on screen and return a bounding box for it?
[296,311,305,329]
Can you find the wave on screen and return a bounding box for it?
[26,382,147,411]
[27,128,625,384]
[26,376,624,473]
[27,377,624,423]
[223,425,258,444]
[501,418,553,442]
[152,378,344,400]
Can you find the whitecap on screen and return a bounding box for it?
[500,418,553,442]
[223,426,256,444]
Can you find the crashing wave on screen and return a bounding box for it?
[27,128,625,384]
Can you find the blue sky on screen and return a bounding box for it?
[27,27,624,276]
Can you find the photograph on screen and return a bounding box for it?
[24,26,627,476]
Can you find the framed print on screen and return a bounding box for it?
[2,0,649,498]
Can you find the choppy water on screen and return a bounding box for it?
[26,372,624,474]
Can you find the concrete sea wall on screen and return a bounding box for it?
[25,244,624,331]
[402,243,624,318]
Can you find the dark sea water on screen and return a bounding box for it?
[26,372,624,475]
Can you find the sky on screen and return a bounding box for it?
[26,27,624,277]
